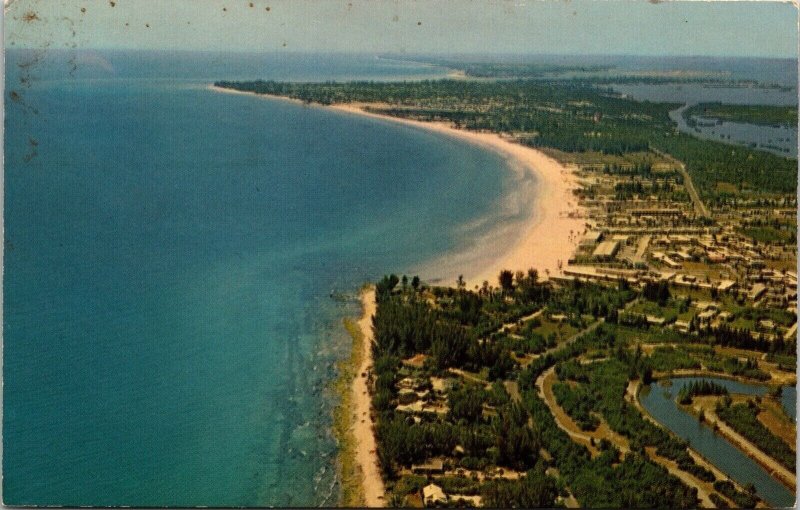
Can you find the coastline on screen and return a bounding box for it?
[209,84,584,505]
[352,287,384,506]
[327,103,585,287]
[209,85,586,288]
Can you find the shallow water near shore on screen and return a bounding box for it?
[3,50,520,506]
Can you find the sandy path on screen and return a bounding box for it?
[703,408,796,491]
[353,288,385,507]
[537,366,630,457]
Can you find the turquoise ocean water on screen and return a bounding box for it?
[2,51,529,506]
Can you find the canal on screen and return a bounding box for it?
[639,377,795,508]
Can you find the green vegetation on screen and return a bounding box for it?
[685,102,797,128]
[552,382,600,431]
[332,318,367,506]
[215,79,797,198]
[366,272,731,507]
[716,400,796,471]
[481,468,558,507]
[523,374,701,508]
[647,346,701,372]
[713,480,758,508]
[740,225,796,245]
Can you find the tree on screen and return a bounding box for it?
[411,275,420,291]
[499,270,515,295]
[376,274,400,301]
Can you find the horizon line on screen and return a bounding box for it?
[5,46,798,61]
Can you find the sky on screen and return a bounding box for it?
[3,0,798,58]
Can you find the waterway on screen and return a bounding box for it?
[639,377,795,508]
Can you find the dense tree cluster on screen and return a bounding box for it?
[642,281,671,305]
[713,480,758,508]
[553,382,600,431]
[480,468,558,508]
[684,102,797,128]
[676,379,729,405]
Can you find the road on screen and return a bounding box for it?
[650,147,711,219]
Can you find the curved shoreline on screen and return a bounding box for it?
[209,85,586,288]
[327,103,585,287]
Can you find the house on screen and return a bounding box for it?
[423,484,447,506]
[580,231,603,246]
[403,353,428,369]
[412,459,445,475]
[674,320,691,333]
[749,284,767,301]
[651,251,681,269]
[693,301,719,312]
[758,319,776,331]
[697,310,717,324]
[717,311,733,322]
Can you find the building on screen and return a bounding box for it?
[592,241,620,261]
[580,231,603,246]
[674,320,691,333]
[749,284,767,301]
[423,484,447,506]
[412,459,444,475]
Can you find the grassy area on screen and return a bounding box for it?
[739,225,796,245]
[717,400,796,471]
[757,399,796,450]
[685,103,798,127]
[628,300,680,322]
[528,318,580,341]
[332,317,367,507]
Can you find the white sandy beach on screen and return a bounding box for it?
[353,288,385,507]
[328,103,586,288]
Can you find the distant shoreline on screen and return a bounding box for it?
[209,83,586,505]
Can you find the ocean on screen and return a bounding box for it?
[3,50,524,506]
